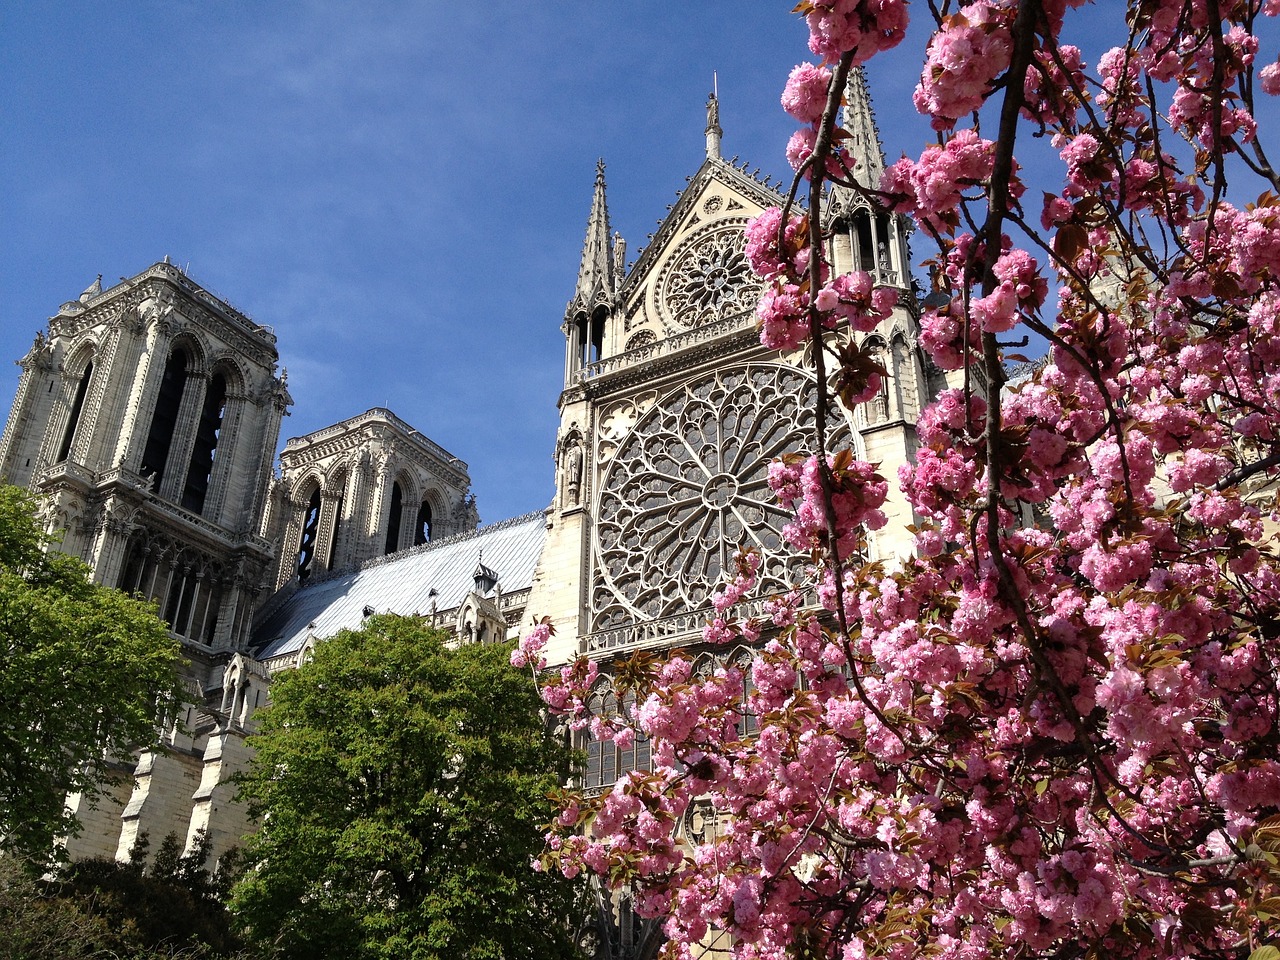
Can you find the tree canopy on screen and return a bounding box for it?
[525,1,1280,958]
[232,614,585,960]
[0,484,182,860]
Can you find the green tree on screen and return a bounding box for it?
[232,614,584,960]
[0,485,182,859]
[0,835,246,960]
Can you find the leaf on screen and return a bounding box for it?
[1054,223,1088,263]
[1247,947,1280,960]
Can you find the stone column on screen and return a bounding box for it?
[159,372,208,503]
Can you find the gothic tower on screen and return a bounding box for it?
[259,406,479,593]
[0,261,290,662]
[0,261,291,861]
[526,81,935,766]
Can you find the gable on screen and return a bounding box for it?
[618,159,786,345]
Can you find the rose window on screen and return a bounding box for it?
[592,364,838,630]
[660,224,760,327]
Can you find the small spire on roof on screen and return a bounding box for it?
[842,66,886,191]
[705,81,722,160]
[569,160,616,314]
[79,274,102,304]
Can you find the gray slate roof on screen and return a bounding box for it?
[252,511,547,661]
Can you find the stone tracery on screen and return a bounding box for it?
[658,223,759,328]
[591,363,838,630]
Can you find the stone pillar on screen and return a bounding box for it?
[159,372,208,503]
[116,317,174,472]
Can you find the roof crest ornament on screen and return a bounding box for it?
[705,76,722,160]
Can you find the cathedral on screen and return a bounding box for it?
[0,70,943,873]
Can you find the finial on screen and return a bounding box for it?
[595,158,606,183]
[705,83,722,160]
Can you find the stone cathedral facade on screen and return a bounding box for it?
[0,71,943,896]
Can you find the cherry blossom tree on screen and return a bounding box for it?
[519,0,1280,956]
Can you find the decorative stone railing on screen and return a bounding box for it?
[580,310,756,383]
[581,595,778,657]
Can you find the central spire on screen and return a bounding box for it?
[572,159,615,312]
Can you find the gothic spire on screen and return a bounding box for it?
[571,159,615,312]
[842,66,886,191]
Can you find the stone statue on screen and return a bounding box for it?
[562,434,584,506]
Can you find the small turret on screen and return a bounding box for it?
[563,161,620,385]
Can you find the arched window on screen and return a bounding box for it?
[181,372,227,514]
[327,490,345,571]
[141,348,190,488]
[574,306,607,370]
[297,486,322,581]
[385,481,404,555]
[415,500,432,546]
[734,651,759,739]
[56,359,93,463]
[585,687,651,790]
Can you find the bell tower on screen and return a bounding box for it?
[0,261,291,670]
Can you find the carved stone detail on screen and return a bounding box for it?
[657,220,759,329]
[591,363,838,630]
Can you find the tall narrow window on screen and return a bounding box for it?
[56,360,93,463]
[385,482,404,555]
[297,487,321,581]
[141,349,189,488]
[415,500,432,546]
[578,307,607,367]
[327,494,345,571]
[181,372,227,514]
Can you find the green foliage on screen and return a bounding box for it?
[232,614,584,960]
[0,485,183,860]
[0,836,246,959]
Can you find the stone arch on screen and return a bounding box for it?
[54,340,99,464]
[416,486,447,545]
[859,333,891,425]
[205,352,248,395]
[167,331,209,377]
[289,469,326,505]
[625,328,657,352]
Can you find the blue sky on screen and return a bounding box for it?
[3,3,884,523]
[4,3,1272,524]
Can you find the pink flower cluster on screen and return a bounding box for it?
[914,2,1014,123]
[527,1,1280,957]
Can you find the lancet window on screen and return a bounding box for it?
[415,500,432,546]
[141,348,190,488]
[296,485,322,581]
[385,481,404,555]
[56,358,93,463]
[181,371,227,514]
[584,686,652,791]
